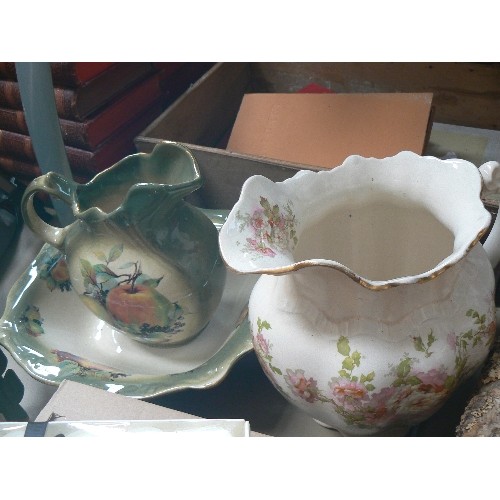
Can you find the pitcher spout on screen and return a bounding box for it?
[75,141,203,223]
[220,151,492,290]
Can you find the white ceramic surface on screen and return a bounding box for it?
[0,419,250,437]
[0,244,258,398]
[220,152,495,285]
[219,151,500,436]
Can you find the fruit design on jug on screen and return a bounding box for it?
[80,244,184,339]
[18,305,45,337]
[39,249,72,292]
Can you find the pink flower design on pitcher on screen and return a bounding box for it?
[246,238,276,257]
[329,379,369,404]
[284,369,319,403]
[413,368,448,393]
[447,332,458,351]
[254,331,271,357]
[250,209,265,230]
[236,197,298,258]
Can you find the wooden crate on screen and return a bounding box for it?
[135,62,500,209]
[134,64,316,209]
[136,62,500,149]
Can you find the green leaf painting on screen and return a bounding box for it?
[79,244,185,340]
[250,306,495,430]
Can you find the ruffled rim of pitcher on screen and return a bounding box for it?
[228,227,488,291]
[219,151,492,290]
[74,141,201,219]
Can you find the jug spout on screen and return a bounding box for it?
[220,152,493,290]
[479,161,500,270]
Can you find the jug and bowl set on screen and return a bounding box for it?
[16,140,500,436]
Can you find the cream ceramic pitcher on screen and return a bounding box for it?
[219,151,500,436]
[21,141,226,347]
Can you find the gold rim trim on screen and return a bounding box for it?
[222,225,490,291]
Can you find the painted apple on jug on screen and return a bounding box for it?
[21,142,226,346]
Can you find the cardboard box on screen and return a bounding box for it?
[134,63,500,210]
[226,92,433,169]
[35,380,267,437]
[136,62,500,152]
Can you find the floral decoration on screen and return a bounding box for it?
[39,250,71,292]
[18,305,45,337]
[236,196,298,257]
[252,308,495,430]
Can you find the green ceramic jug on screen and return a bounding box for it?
[21,141,227,346]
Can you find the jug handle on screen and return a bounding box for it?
[21,172,76,250]
[479,161,500,270]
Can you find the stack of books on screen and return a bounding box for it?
[0,62,214,185]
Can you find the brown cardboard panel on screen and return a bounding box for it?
[35,380,268,436]
[135,63,500,159]
[226,92,433,169]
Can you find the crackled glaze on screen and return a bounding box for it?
[220,151,500,436]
